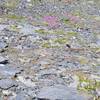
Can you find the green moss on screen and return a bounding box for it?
[9,25,19,32]
[54,38,68,44]
[61,18,70,24]
[84,84,96,91]
[35,29,65,35]
[42,41,60,48]
[78,81,99,92]
[42,42,51,48]
[35,29,48,34]
[36,28,75,36]
[53,30,65,35]
[7,14,25,20]
[72,11,82,17]
[67,31,78,37]
[77,74,100,94]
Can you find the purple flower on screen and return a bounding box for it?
[43,15,60,28]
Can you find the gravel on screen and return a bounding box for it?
[0,0,99,99]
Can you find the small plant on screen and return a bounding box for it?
[61,18,70,24]
[35,29,65,35]
[42,42,50,48]
[43,15,60,28]
[35,29,47,34]
[54,38,68,44]
[67,31,78,37]
[77,72,100,98]
[7,14,25,20]
[9,25,19,32]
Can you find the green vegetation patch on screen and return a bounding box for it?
[54,37,68,44]
[42,42,50,48]
[77,73,100,97]
[35,29,49,34]
[67,31,78,37]
[61,18,70,24]
[35,29,65,35]
[42,42,59,48]
[6,14,25,20]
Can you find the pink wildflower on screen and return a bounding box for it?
[43,15,60,28]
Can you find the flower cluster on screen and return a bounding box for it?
[43,15,60,28]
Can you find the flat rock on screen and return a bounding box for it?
[0,64,22,77]
[20,24,40,35]
[0,56,7,63]
[37,85,90,100]
[16,92,32,100]
[0,41,8,50]
[0,79,18,90]
[0,25,8,31]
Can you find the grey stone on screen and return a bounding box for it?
[0,79,18,90]
[0,42,7,50]
[20,24,40,35]
[0,64,22,77]
[96,39,100,46]
[0,25,8,31]
[0,56,7,63]
[0,56,8,65]
[37,85,89,100]
[16,92,32,100]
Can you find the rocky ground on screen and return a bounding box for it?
[0,0,100,100]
